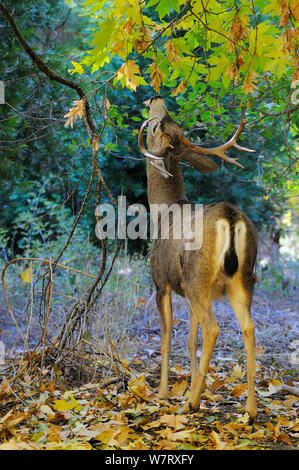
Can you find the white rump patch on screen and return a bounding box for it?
[234,220,246,265]
[215,219,230,268]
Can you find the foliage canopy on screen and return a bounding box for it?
[76,0,299,96]
[0,0,298,257]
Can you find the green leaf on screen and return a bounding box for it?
[156,0,171,19]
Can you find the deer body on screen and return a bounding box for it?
[139,96,257,420]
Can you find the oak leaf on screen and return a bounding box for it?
[116,60,146,91]
[148,60,165,93]
[64,99,85,128]
[159,414,188,431]
[128,373,156,402]
[165,41,180,63]
[169,379,188,397]
[171,80,186,96]
[210,430,228,450]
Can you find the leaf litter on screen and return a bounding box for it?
[0,288,298,450]
[0,356,298,450]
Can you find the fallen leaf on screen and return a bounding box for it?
[210,430,228,450]
[126,438,150,450]
[153,439,179,450]
[128,374,156,402]
[231,382,247,397]
[159,414,188,431]
[53,399,75,412]
[167,428,197,442]
[38,404,55,418]
[169,380,188,397]
[210,379,226,393]
[45,440,92,450]
[0,438,40,450]
[233,364,245,379]
[53,394,82,412]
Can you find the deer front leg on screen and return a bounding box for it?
[184,302,219,411]
[156,283,173,400]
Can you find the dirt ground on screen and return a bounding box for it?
[1,285,297,450]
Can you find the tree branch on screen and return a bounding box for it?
[0,1,96,137]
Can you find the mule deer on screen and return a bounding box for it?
[138,95,258,421]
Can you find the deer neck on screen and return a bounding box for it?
[146,157,188,207]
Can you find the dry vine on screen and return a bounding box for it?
[0,2,124,390]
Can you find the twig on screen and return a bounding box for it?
[279,384,299,397]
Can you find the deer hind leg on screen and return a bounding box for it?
[228,276,257,421]
[184,297,219,411]
[156,282,173,399]
[187,312,199,389]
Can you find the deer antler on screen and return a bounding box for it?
[180,108,255,168]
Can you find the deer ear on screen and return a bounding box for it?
[182,149,219,173]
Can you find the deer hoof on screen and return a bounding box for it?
[182,400,198,413]
[158,389,169,400]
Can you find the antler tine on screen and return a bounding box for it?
[138,117,164,161]
[181,108,255,168]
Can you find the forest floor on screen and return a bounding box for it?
[0,280,298,451]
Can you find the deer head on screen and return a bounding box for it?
[138,95,255,178]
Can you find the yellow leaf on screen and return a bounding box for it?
[53,399,74,411]
[167,428,197,442]
[69,61,84,75]
[169,379,188,397]
[53,394,82,412]
[116,60,143,91]
[159,414,188,431]
[243,71,259,94]
[127,438,150,450]
[148,60,165,93]
[96,428,118,446]
[21,266,31,283]
[171,80,186,96]
[233,364,245,379]
[120,358,131,369]
[39,404,55,417]
[64,99,85,128]
[165,40,180,63]
[45,440,92,450]
[5,412,27,430]
[128,373,156,402]
[134,26,151,52]
[153,439,179,450]
[0,438,40,450]
[210,430,228,450]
